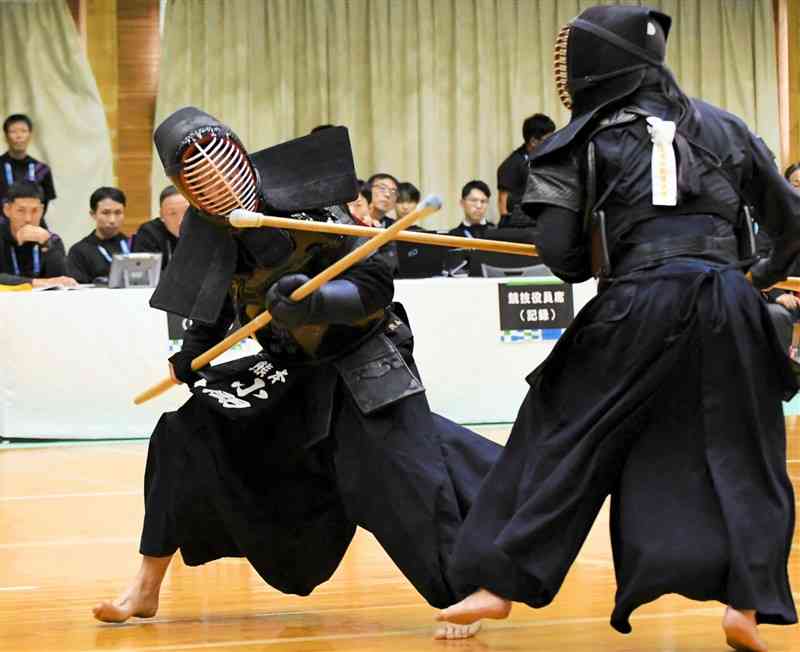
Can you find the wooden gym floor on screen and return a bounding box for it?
[1,422,800,652]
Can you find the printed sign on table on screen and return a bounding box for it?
[498,279,574,341]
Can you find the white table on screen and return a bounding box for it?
[394,277,597,423]
[0,278,597,439]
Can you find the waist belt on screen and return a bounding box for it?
[612,234,740,276]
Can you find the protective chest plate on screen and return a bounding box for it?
[231,229,348,356]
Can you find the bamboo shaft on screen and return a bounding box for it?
[228,210,538,257]
[133,197,440,405]
[771,277,800,292]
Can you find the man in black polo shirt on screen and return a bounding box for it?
[132,185,188,268]
[496,113,555,227]
[0,114,56,211]
[67,187,130,284]
[448,180,495,239]
[0,181,75,287]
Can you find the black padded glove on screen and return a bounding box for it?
[749,257,785,291]
[168,350,204,385]
[265,273,367,329]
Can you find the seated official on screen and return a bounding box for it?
[0,181,75,287]
[448,180,496,239]
[67,186,130,284]
[785,162,800,191]
[395,182,420,220]
[132,185,188,268]
[366,173,399,228]
[756,228,800,353]
[346,179,380,226]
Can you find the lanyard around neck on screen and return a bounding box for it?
[97,238,130,263]
[10,244,40,276]
[4,161,35,186]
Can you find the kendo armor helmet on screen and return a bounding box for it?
[533,4,673,162]
[154,106,261,217]
[554,5,671,115]
[154,107,358,219]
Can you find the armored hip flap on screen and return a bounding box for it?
[333,332,425,415]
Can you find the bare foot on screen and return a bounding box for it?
[93,555,171,624]
[436,589,512,625]
[93,582,159,623]
[723,607,768,652]
[433,620,482,640]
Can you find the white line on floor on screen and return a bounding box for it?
[87,607,725,651]
[0,537,137,549]
[0,489,139,502]
[139,601,429,625]
[0,586,38,592]
[94,446,148,456]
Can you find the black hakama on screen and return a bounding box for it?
[450,260,797,632]
[140,397,355,596]
[141,373,500,606]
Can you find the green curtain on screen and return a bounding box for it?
[152,0,779,230]
[0,0,114,247]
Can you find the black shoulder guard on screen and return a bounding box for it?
[252,127,358,213]
[521,150,583,215]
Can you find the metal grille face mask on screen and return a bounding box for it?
[176,132,259,215]
[551,8,670,115]
[554,23,572,110]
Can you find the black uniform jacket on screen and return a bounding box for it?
[0,217,67,284]
[447,222,496,239]
[133,218,178,269]
[67,232,130,283]
[0,152,56,207]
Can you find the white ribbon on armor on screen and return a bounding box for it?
[646,116,678,206]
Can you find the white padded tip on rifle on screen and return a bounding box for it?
[646,116,678,207]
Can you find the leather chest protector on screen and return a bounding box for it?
[231,228,387,360]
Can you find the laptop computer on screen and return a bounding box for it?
[395,240,449,279]
[108,253,163,288]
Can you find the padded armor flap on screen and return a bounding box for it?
[522,152,583,214]
[252,127,358,212]
[334,333,424,415]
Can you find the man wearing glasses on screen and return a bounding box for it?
[448,180,495,239]
[366,172,400,228]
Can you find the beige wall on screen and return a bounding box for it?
[775,0,800,166]
[71,0,800,231]
[71,0,159,234]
